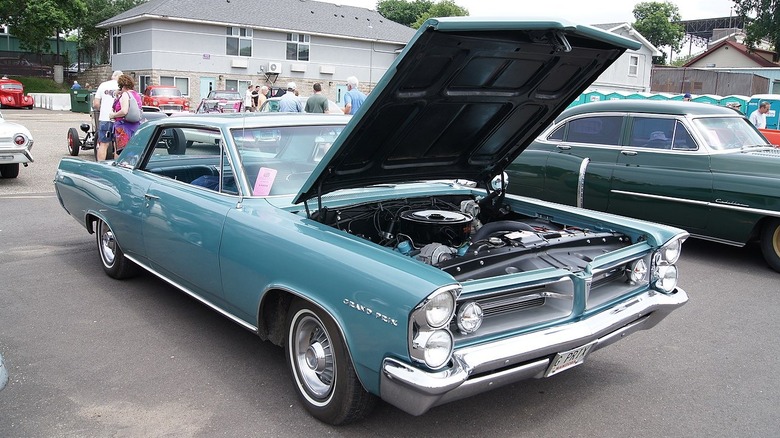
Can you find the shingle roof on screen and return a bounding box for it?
[683,39,778,68]
[98,0,416,44]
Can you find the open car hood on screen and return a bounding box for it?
[295,17,640,204]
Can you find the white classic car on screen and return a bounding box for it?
[0,110,34,178]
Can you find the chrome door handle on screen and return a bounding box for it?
[620,150,638,156]
[144,194,160,200]
[556,144,572,150]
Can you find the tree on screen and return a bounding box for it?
[0,0,87,54]
[76,0,147,64]
[412,0,469,29]
[632,1,685,65]
[377,0,433,27]
[377,0,468,29]
[734,0,780,53]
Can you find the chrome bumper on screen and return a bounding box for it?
[380,288,687,416]
[0,147,34,164]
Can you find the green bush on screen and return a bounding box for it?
[7,76,70,93]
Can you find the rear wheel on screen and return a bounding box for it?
[760,219,780,272]
[96,219,136,279]
[285,299,376,425]
[0,163,19,178]
[67,127,81,156]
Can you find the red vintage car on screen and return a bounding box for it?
[141,85,190,114]
[0,78,34,109]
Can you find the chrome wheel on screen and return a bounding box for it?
[99,223,117,267]
[291,312,335,402]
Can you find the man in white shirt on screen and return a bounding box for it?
[749,101,770,129]
[92,70,122,161]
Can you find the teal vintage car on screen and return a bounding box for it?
[507,100,780,272]
[54,18,688,424]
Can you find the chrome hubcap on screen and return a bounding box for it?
[100,224,116,265]
[294,315,334,399]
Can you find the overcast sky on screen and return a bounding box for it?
[319,0,738,24]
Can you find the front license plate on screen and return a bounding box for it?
[545,342,596,377]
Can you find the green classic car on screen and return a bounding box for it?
[54,18,688,424]
[507,100,780,271]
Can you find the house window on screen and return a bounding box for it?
[772,80,780,94]
[0,25,9,35]
[226,27,252,57]
[226,79,252,95]
[286,33,310,61]
[628,55,638,76]
[139,75,151,92]
[160,76,190,97]
[112,26,122,55]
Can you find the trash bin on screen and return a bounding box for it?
[70,88,93,113]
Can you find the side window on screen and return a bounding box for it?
[629,117,676,149]
[220,145,238,195]
[565,116,623,146]
[547,125,565,141]
[672,121,697,150]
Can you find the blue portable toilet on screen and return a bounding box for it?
[604,91,628,101]
[566,92,585,109]
[626,92,655,100]
[648,92,674,101]
[719,95,749,114]
[583,90,605,103]
[692,94,722,105]
[747,94,780,129]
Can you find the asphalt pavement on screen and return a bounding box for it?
[0,108,779,437]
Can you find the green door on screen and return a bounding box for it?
[608,116,712,233]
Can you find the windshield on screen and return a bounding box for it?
[231,124,345,196]
[0,84,22,91]
[692,116,770,150]
[151,88,181,97]
[208,92,240,100]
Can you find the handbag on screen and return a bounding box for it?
[124,91,142,123]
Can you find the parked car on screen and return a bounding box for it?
[142,85,190,114]
[0,57,52,77]
[507,99,780,271]
[67,62,91,73]
[195,90,242,113]
[259,96,344,114]
[53,18,688,425]
[0,109,34,178]
[0,77,34,109]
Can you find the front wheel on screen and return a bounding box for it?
[96,219,136,279]
[285,299,376,425]
[760,219,780,272]
[67,127,81,156]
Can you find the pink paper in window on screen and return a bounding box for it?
[253,167,278,196]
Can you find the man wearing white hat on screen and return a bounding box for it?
[278,81,303,112]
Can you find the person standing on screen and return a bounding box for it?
[305,83,328,113]
[343,76,366,115]
[244,84,255,112]
[749,101,771,129]
[71,81,81,90]
[257,85,268,110]
[682,93,691,101]
[109,74,143,154]
[278,82,303,112]
[92,70,122,161]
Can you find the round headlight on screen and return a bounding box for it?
[423,330,453,369]
[424,292,455,328]
[626,259,648,284]
[457,302,483,334]
[659,239,682,264]
[654,264,678,293]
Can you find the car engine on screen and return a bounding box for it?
[314,193,632,281]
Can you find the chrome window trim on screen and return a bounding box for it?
[576,157,589,208]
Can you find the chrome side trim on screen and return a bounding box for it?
[576,157,590,208]
[124,254,258,332]
[610,189,780,218]
[381,287,687,416]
